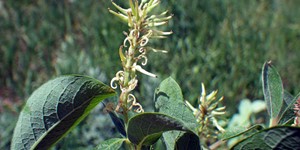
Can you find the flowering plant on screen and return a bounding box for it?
[10,0,300,150]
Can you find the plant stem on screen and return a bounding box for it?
[269,118,278,127]
[120,35,138,124]
[136,143,142,150]
[124,139,135,150]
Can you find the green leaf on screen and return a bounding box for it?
[154,77,198,129]
[262,61,284,120]
[96,138,126,150]
[127,112,192,146]
[232,126,300,150]
[278,93,300,125]
[154,77,198,150]
[11,75,116,150]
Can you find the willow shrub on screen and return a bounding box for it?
[9,1,300,150]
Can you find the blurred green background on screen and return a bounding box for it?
[0,0,299,149]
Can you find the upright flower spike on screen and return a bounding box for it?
[185,83,226,138]
[109,0,172,115]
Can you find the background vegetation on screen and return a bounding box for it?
[1,0,299,149]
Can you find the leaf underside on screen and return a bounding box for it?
[232,126,300,150]
[11,75,116,150]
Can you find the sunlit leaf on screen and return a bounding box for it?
[154,77,199,149]
[262,61,283,120]
[11,75,116,150]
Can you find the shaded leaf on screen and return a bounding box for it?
[141,145,151,150]
[278,93,300,125]
[262,61,283,119]
[283,91,294,109]
[96,138,125,150]
[232,126,300,150]
[277,91,294,123]
[154,77,198,150]
[104,103,126,137]
[11,75,116,150]
[175,132,201,150]
[127,112,191,146]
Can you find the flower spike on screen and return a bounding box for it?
[185,83,226,138]
[109,0,171,114]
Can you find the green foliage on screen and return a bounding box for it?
[225,99,266,147]
[11,75,116,149]
[1,0,300,110]
[231,63,300,148]
[1,0,300,149]
[0,1,124,98]
[232,126,300,150]
[154,77,197,130]
[0,108,17,149]
[156,0,300,110]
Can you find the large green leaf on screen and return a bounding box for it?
[154,77,198,150]
[232,126,300,150]
[262,62,284,120]
[96,138,126,150]
[11,75,116,150]
[127,113,192,147]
